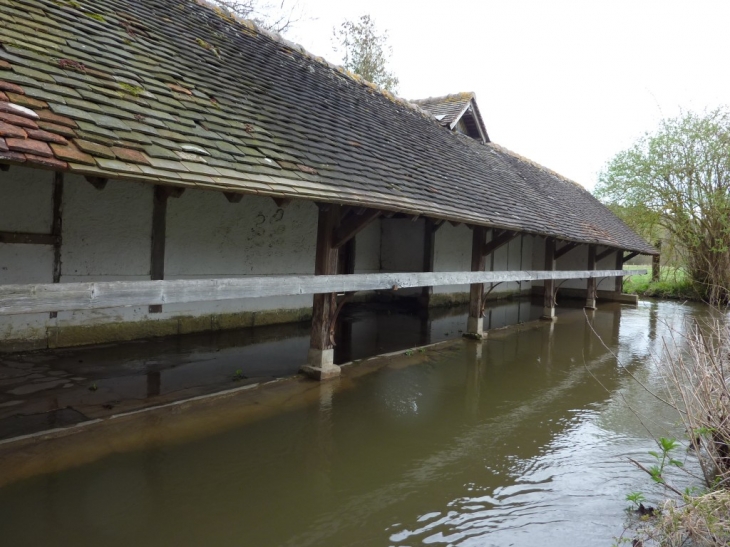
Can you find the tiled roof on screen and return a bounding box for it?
[0,0,655,254]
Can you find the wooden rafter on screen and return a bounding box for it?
[482,230,517,257]
[85,176,107,190]
[555,241,580,260]
[223,192,244,203]
[596,248,616,262]
[272,197,292,208]
[332,208,381,249]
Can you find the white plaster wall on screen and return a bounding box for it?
[432,223,471,294]
[61,175,152,281]
[380,218,424,272]
[557,244,589,289]
[354,219,381,274]
[0,167,55,345]
[161,191,317,314]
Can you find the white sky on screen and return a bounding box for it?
[281,0,730,191]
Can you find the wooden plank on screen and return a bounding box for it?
[469,226,488,323]
[332,208,380,249]
[0,269,646,316]
[50,172,64,319]
[555,241,580,260]
[482,230,517,257]
[149,186,168,314]
[0,232,55,245]
[310,205,340,352]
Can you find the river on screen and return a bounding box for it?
[0,298,707,546]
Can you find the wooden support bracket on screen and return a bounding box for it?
[86,176,108,190]
[482,230,518,257]
[273,197,292,208]
[223,192,243,203]
[332,208,381,249]
[555,241,580,260]
[622,251,640,263]
[596,247,615,262]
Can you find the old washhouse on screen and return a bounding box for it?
[0,0,654,381]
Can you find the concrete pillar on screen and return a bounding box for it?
[585,244,597,309]
[302,205,342,381]
[541,238,557,320]
[466,226,487,338]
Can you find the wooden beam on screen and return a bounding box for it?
[482,230,517,257]
[332,209,381,249]
[421,218,436,304]
[543,237,557,319]
[272,197,291,208]
[0,269,646,316]
[223,192,243,203]
[596,247,615,262]
[622,251,640,263]
[468,226,488,335]
[86,176,107,190]
[149,186,168,313]
[585,244,597,309]
[308,204,340,369]
[652,241,661,282]
[50,172,64,319]
[555,241,580,260]
[0,232,55,245]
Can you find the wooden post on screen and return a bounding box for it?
[585,244,597,309]
[466,226,487,337]
[614,250,624,294]
[50,172,63,319]
[542,238,557,320]
[652,241,661,282]
[301,205,342,380]
[420,219,436,307]
[149,186,168,314]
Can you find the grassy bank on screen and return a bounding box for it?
[623,265,699,300]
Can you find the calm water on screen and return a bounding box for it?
[0,299,709,546]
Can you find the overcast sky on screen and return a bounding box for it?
[280,0,730,191]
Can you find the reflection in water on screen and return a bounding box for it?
[0,299,711,546]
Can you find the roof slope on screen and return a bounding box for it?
[0,0,655,254]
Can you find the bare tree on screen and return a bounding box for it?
[213,0,303,34]
[332,14,399,93]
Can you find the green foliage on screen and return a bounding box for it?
[626,491,646,509]
[623,266,698,299]
[233,369,244,381]
[596,108,730,303]
[332,14,399,93]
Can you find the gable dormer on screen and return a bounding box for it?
[412,92,490,143]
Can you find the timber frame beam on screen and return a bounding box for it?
[332,208,381,249]
[555,241,580,260]
[596,247,616,262]
[482,230,517,257]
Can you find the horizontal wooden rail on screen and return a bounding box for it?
[0,269,646,316]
